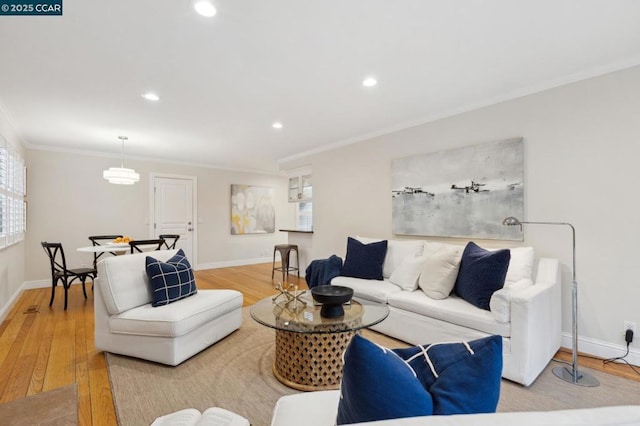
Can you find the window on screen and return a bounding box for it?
[288,170,312,231]
[288,177,299,201]
[288,174,312,201]
[0,136,26,249]
[301,175,312,200]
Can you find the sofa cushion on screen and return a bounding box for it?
[393,335,502,415]
[422,241,463,257]
[454,242,510,310]
[337,334,434,424]
[331,276,403,304]
[146,249,197,307]
[389,256,426,291]
[98,250,178,315]
[387,291,510,337]
[341,237,387,280]
[418,244,463,299]
[356,236,424,278]
[108,289,243,337]
[504,246,534,287]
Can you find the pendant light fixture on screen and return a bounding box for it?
[103,136,140,185]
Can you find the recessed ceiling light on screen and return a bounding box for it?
[362,77,378,87]
[272,122,283,129]
[194,1,217,17]
[141,92,160,102]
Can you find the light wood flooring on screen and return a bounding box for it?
[0,263,637,425]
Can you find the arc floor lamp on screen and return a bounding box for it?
[503,217,599,387]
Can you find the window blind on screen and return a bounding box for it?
[297,201,313,231]
[0,137,26,249]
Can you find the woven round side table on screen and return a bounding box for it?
[250,294,389,391]
[273,317,363,391]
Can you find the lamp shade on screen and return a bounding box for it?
[103,135,139,185]
[103,167,140,185]
[502,216,522,226]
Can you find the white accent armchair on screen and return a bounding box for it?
[94,250,243,365]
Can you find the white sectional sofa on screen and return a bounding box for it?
[331,237,561,386]
[94,250,243,366]
[271,391,640,426]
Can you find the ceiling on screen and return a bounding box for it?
[1,1,640,173]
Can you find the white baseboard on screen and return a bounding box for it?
[560,332,640,368]
[23,258,273,288]
[195,256,271,270]
[0,281,29,323]
[18,258,273,293]
[12,272,639,369]
[23,279,50,289]
[1,279,89,321]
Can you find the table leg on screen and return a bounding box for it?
[273,329,357,391]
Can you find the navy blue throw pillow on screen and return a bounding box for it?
[337,334,434,425]
[340,237,387,280]
[454,242,510,310]
[145,249,197,307]
[393,335,503,415]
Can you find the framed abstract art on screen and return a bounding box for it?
[230,184,275,235]
[391,138,524,241]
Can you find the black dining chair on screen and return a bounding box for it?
[158,234,180,250]
[41,242,97,310]
[88,235,123,269]
[129,239,165,253]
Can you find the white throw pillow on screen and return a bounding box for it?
[418,245,463,299]
[504,246,535,287]
[489,278,533,323]
[422,241,460,257]
[389,256,426,291]
[355,236,424,278]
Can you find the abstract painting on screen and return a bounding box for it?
[391,138,524,240]
[230,184,275,234]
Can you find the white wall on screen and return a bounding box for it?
[24,149,296,282]
[0,106,26,320]
[280,65,640,360]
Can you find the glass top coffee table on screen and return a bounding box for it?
[251,292,389,391]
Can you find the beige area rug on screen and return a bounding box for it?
[0,384,77,426]
[107,308,640,426]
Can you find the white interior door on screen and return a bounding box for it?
[152,176,195,260]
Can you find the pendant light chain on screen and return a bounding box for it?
[119,136,127,168]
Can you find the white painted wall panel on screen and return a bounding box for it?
[280,65,640,354]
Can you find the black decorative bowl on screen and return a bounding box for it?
[311,285,354,318]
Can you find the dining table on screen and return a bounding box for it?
[76,242,131,274]
[76,243,130,254]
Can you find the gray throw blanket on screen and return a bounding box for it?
[305,255,343,288]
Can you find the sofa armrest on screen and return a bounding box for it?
[507,258,561,386]
[271,390,340,426]
[270,392,640,425]
[93,276,111,352]
[490,279,533,323]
